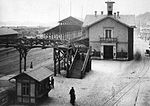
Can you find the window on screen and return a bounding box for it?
[108,6,112,9]
[105,30,112,38]
[104,28,113,38]
[22,83,30,96]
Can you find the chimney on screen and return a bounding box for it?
[117,11,120,18]
[105,1,115,15]
[94,11,97,17]
[114,12,116,18]
[101,11,103,15]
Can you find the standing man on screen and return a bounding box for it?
[69,87,76,105]
[51,76,54,88]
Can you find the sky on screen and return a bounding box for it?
[0,0,150,26]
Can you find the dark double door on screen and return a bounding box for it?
[104,46,113,59]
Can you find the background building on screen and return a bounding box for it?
[43,16,83,41]
[0,27,18,39]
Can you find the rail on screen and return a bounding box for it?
[102,58,149,106]
[68,48,79,77]
[81,47,91,78]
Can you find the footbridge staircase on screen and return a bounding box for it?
[68,47,91,79]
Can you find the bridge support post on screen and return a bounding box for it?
[19,50,22,73]
[88,56,91,71]
[16,47,30,73]
[58,49,60,74]
[63,54,66,70]
[66,49,69,78]
[53,48,57,76]
[24,49,28,71]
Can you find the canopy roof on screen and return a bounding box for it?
[44,25,82,34]
[44,16,83,34]
[0,27,18,36]
[59,16,83,26]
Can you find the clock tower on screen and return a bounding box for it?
[105,1,115,15]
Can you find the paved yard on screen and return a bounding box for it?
[39,59,149,106]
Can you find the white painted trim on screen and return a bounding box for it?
[100,46,104,59]
[100,43,117,59]
[101,42,116,46]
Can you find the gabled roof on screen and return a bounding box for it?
[83,15,106,27]
[0,27,18,36]
[59,16,83,26]
[11,67,53,82]
[43,24,82,34]
[82,15,136,28]
[43,16,83,34]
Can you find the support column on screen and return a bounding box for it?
[58,50,60,74]
[19,53,22,73]
[89,47,92,71]
[19,50,23,73]
[69,49,72,65]
[16,47,29,73]
[24,50,27,71]
[66,50,69,78]
[89,55,91,71]
[63,54,66,69]
[53,48,56,76]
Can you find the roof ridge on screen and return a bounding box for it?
[83,14,135,27]
[25,66,46,73]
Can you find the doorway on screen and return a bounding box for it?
[104,46,113,59]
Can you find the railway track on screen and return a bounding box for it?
[102,58,150,106]
[0,48,53,75]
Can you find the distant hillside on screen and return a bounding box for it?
[136,12,150,26]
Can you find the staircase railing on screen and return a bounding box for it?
[81,47,91,79]
[68,48,79,77]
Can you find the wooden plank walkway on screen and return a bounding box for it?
[70,59,84,79]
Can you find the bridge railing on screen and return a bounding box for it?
[81,47,91,79]
[0,38,68,48]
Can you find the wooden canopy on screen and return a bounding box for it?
[44,25,82,34]
[43,16,83,34]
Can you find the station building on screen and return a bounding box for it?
[83,1,136,60]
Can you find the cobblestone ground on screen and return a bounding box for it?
[39,60,133,106]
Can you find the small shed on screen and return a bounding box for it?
[10,67,53,105]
